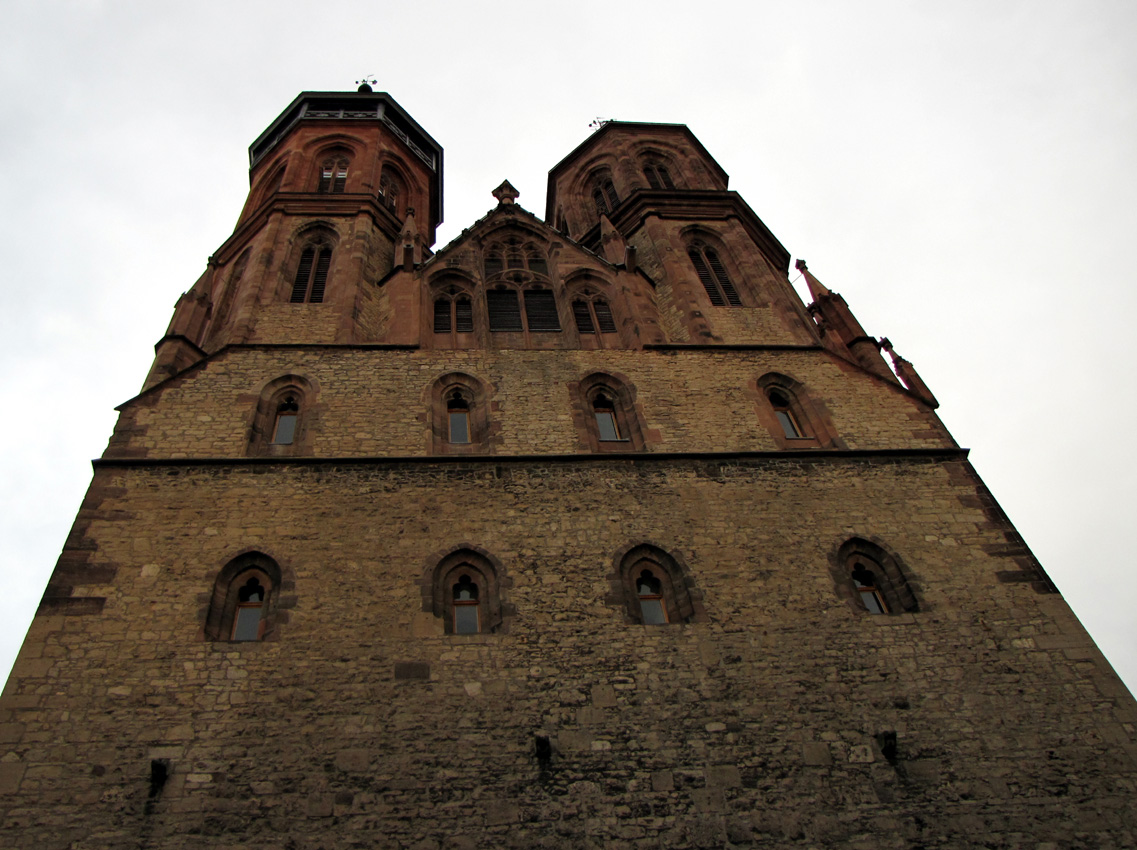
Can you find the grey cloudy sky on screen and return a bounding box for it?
[2,1,1135,693]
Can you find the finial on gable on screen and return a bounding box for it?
[492,180,520,205]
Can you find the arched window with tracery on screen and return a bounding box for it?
[429,373,492,454]
[290,243,332,303]
[688,242,741,307]
[204,552,288,643]
[609,544,703,625]
[249,375,317,456]
[317,156,349,193]
[423,547,512,635]
[832,538,920,616]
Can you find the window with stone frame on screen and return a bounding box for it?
[754,373,841,449]
[423,547,512,636]
[609,544,703,626]
[833,538,920,616]
[204,552,287,643]
[249,375,317,457]
[687,242,742,307]
[433,287,475,335]
[429,373,492,454]
[573,373,645,452]
[317,156,349,193]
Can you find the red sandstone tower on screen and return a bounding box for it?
[0,88,1133,848]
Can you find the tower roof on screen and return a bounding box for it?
[249,90,444,229]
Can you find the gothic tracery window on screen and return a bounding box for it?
[317,157,348,193]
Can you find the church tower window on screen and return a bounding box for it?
[317,157,349,193]
[290,244,331,303]
[688,244,741,307]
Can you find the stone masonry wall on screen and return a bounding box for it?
[106,348,950,460]
[1,456,1135,848]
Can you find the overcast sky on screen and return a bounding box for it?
[2,1,1135,694]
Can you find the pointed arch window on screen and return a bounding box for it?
[688,244,741,307]
[424,548,512,636]
[204,553,286,643]
[317,157,349,193]
[430,373,491,454]
[484,251,504,277]
[290,244,331,303]
[833,539,920,616]
[643,163,675,189]
[611,545,703,625]
[576,374,645,452]
[523,287,561,331]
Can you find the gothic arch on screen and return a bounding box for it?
[829,537,921,615]
[426,371,495,454]
[247,374,320,456]
[752,372,842,449]
[202,550,296,642]
[419,545,514,635]
[606,542,704,625]
[569,371,646,452]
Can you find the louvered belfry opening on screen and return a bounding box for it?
[644,163,675,189]
[688,245,741,307]
[290,245,331,303]
[524,288,561,332]
[573,294,618,336]
[487,288,523,332]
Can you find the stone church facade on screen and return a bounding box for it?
[1,87,1134,848]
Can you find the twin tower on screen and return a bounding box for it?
[2,88,1134,848]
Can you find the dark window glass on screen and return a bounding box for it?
[448,395,470,444]
[272,397,299,445]
[594,299,617,333]
[658,165,675,189]
[524,288,561,331]
[852,563,888,614]
[637,570,667,624]
[455,297,473,333]
[768,389,803,438]
[453,575,480,634]
[594,396,622,442]
[487,289,523,332]
[485,254,503,276]
[232,577,265,641]
[529,256,549,276]
[573,300,595,333]
[507,252,524,270]
[645,166,661,189]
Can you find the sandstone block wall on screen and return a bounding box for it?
[2,456,1135,848]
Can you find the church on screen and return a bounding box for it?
[1,86,1134,848]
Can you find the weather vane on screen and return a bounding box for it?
[588,117,615,131]
[356,75,377,92]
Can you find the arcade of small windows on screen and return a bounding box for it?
[484,245,549,278]
[688,243,741,307]
[317,157,349,193]
[643,162,676,189]
[290,244,332,303]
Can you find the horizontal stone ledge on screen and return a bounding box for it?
[94,447,971,470]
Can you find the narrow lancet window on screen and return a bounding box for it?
[637,570,668,624]
[851,561,888,614]
[272,396,299,445]
[453,575,480,634]
[232,577,266,641]
[448,393,471,444]
[593,394,622,442]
